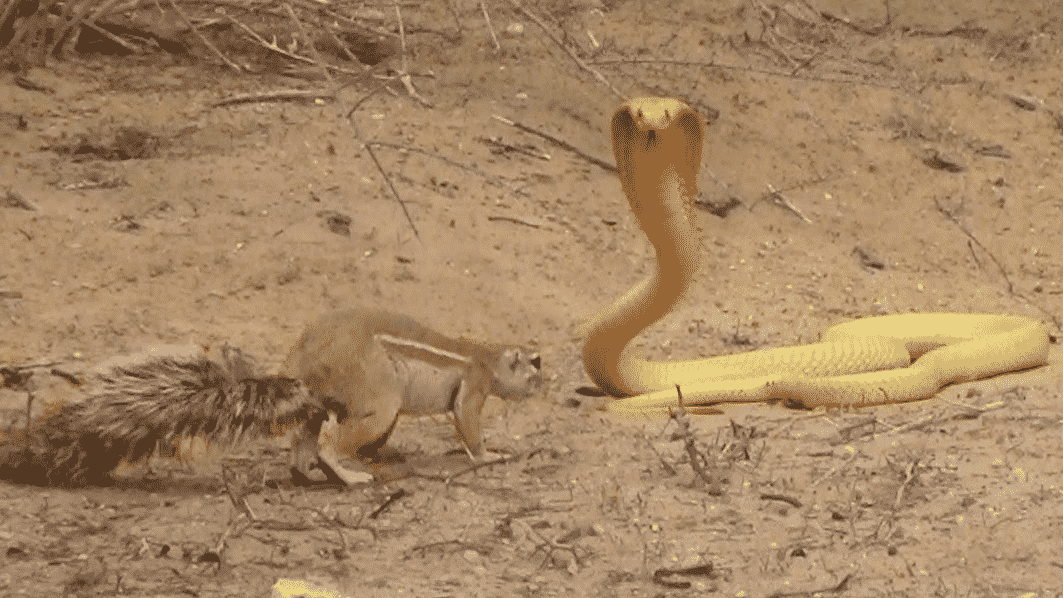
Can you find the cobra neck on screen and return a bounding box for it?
[582,170,702,396]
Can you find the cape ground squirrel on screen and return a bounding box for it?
[0,311,541,487]
[283,307,543,485]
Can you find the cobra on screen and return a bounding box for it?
[582,97,1051,418]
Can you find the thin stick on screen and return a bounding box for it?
[221,462,258,521]
[493,114,617,172]
[398,73,433,108]
[80,20,139,52]
[670,385,724,495]
[443,0,464,38]
[892,458,919,510]
[389,2,432,108]
[503,0,624,99]
[367,140,507,188]
[323,25,361,64]
[515,518,582,567]
[2,0,61,61]
[936,198,1060,329]
[68,0,126,42]
[811,447,858,487]
[0,0,18,37]
[759,493,802,508]
[479,0,500,51]
[221,12,365,77]
[1,360,63,377]
[221,12,315,65]
[167,0,242,73]
[821,0,891,35]
[404,452,521,483]
[766,184,813,223]
[765,573,853,598]
[478,136,550,160]
[364,144,421,242]
[344,82,389,119]
[368,489,408,519]
[283,3,333,85]
[486,215,548,229]
[44,0,85,59]
[590,57,904,90]
[212,89,336,107]
[933,198,1013,293]
[445,453,519,484]
[394,1,408,74]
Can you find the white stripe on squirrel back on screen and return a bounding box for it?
[376,333,474,364]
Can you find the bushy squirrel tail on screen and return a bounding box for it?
[0,344,334,487]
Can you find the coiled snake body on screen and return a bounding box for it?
[582,98,1051,418]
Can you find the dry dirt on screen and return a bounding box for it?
[2,0,1063,596]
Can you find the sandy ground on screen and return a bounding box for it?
[2,0,1063,595]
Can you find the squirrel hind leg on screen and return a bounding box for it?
[315,446,374,486]
[289,413,396,487]
[288,412,375,486]
[353,414,398,460]
[289,414,324,485]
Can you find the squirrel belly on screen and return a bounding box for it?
[0,344,336,487]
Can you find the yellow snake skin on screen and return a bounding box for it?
[582,98,1051,418]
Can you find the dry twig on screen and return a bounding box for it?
[486,215,548,229]
[668,385,724,495]
[765,572,853,598]
[167,0,242,72]
[221,459,258,521]
[766,184,813,223]
[220,12,314,65]
[218,11,366,77]
[515,519,583,570]
[368,488,408,519]
[811,445,858,487]
[391,1,432,108]
[46,0,111,59]
[283,3,333,85]
[367,141,506,188]
[363,143,421,242]
[502,0,623,98]
[492,114,616,172]
[479,0,500,51]
[892,457,920,510]
[935,197,1060,329]
[212,88,336,107]
[344,82,389,119]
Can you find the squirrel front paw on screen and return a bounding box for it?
[471,450,509,464]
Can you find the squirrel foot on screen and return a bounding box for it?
[289,456,373,487]
[316,449,374,486]
[289,416,373,487]
[287,413,369,486]
[464,448,509,464]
